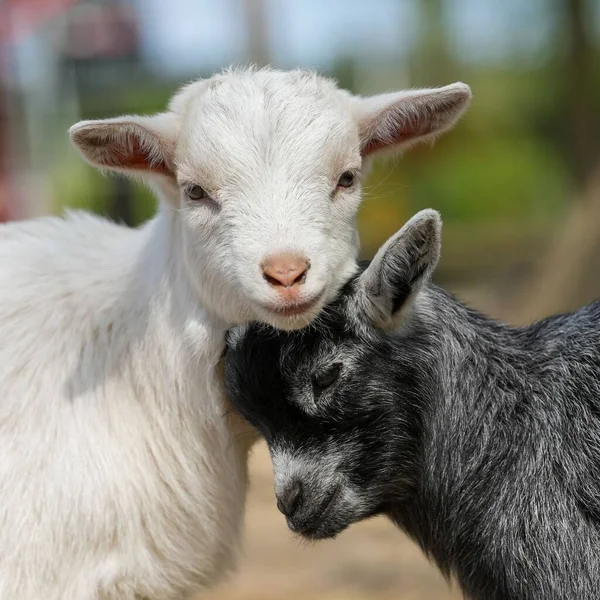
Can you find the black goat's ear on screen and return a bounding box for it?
[357,209,441,329]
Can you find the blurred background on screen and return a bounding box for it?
[2,0,600,598]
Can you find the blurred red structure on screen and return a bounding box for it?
[0,0,79,43]
[0,0,79,222]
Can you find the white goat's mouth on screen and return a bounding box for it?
[261,291,325,318]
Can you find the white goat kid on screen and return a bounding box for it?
[0,67,470,600]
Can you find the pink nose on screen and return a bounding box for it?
[262,254,310,289]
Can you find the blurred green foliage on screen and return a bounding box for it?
[51,3,600,281]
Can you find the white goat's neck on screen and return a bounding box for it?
[116,204,227,409]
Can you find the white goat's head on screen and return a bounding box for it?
[69,67,470,330]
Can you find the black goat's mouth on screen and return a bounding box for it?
[288,485,346,539]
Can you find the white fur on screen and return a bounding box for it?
[0,66,470,600]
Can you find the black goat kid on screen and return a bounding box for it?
[224,210,600,600]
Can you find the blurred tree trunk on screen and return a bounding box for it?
[511,0,600,324]
[412,0,451,85]
[565,0,596,189]
[242,0,270,67]
[512,167,600,324]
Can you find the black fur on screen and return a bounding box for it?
[224,212,600,600]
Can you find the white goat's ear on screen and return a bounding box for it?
[355,83,471,157]
[69,113,178,178]
[357,209,442,328]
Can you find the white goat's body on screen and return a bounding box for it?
[0,210,248,600]
[0,67,470,599]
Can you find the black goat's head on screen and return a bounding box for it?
[225,210,441,539]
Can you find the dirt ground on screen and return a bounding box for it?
[203,442,462,600]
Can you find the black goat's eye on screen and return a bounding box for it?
[313,363,342,392]
[337,171,355,189]
[185,184,209,201]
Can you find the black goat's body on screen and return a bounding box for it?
[392,290,600,599]
[224,211,600,600]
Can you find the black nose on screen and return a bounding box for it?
[277,479,303,517]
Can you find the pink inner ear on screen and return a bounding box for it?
[361,136,400,157]
[360,102,437,157]
[110,136,171,175]
[76,125,173,175]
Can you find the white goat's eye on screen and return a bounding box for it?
[185,184,209,201]
[337,171,355,189]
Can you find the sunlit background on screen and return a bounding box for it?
[2,0,600,598]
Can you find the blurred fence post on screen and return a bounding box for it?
[61,1,141,226]
[0,0,20,222]
[0,53,8,223]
